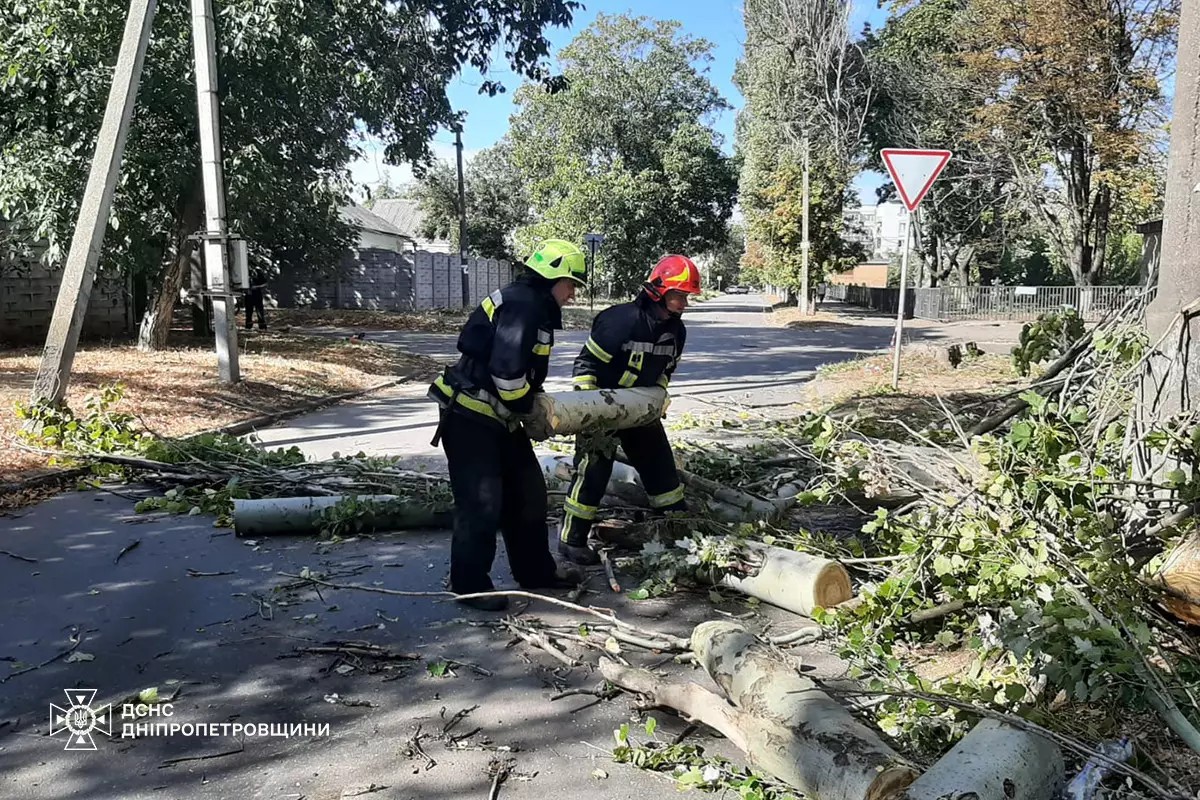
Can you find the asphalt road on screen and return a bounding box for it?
[0,489,822,800]
[252,294,922,461]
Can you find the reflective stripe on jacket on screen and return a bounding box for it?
[429,275,561,427]
[572,292,685,392]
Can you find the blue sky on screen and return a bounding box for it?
[350,0,891,204]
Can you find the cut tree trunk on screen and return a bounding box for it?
[900,719,1064,800]
[232,495,451,536]
[523,387,667,441]
[717,542,852,617]
[1156,530,1200,625]
[598,659,753,751]
[139,185,204,351]
[691,621,918,800]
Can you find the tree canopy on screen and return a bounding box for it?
[861,0,1175,287]
[736,0,870,297]
[1,0,579,343]
[408,141,531,263]
[506,13,738,294]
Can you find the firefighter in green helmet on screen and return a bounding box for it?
[428,239,588,611]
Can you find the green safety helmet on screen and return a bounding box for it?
[525,239,587,285]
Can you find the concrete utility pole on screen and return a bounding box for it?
[455,124,470,308]
[1144,0,1200,418]
[799,134,812,315]
[31,0,159,404]
[191,0,239,383]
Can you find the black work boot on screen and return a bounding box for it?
[558,540,601,567]
[453,592,510,612]
[449,580,510,612]
[521,561,585,590]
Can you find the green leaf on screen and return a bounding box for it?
[644,717,657,737]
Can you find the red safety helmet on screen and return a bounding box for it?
[644,255,702,301]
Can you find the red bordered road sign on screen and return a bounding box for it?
[880,148,952,211]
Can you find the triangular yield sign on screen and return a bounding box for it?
[881,148,952,211]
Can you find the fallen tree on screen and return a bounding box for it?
[232,495,451,536]
[599,621,918,800]
[601,622,1067,800]
[689,621,918,800]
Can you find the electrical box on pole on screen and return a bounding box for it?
[228,236,250,290]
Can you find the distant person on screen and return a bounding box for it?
[815,282,827,311]
[244,274,268,331]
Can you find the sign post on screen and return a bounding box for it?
[880,148,952,389]
[584,232,604,311]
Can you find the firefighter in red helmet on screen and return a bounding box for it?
[558,255,701,565]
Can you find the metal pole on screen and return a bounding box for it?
[31,0,158,404]
[455,126,470,308]
[191,0,239,383]
[799,134,811,315]
[891,221,912,390]
[589,241,597,310]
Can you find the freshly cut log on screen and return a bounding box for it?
[900,719,1064,800]
[523,387,667,441]
[692,621,917,800]
[718,542,852,617]
[232,495,450,536]
[1157,531,1200,625]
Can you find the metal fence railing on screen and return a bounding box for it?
[911,285,1152,322]
[777,283,1151,322]
[824,283,915,318]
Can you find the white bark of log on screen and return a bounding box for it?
[692,621,917,800]
[900,719,1064,800]
[598,659,753,753]
[232,495,450,536]
[523,387,667,441]
[719,542,853,617]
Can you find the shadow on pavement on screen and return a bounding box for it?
[2,491,817,800]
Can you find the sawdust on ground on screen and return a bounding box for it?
[768,306,863,328]
[0,332,442,485]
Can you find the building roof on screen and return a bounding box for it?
[338,205,412,239]
[370,199,432,240]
